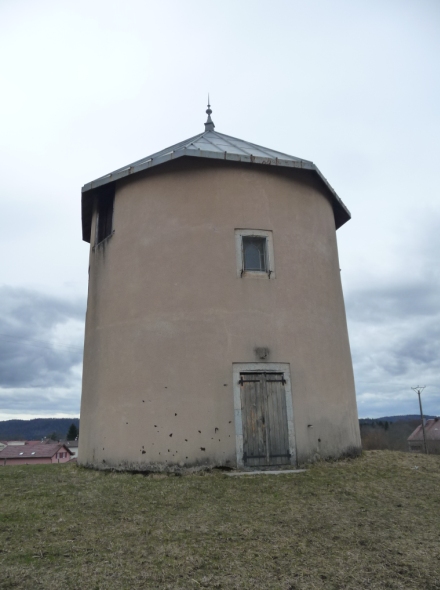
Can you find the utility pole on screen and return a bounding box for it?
[411,386,428,454]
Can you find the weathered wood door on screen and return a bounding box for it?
[240,372,291,467]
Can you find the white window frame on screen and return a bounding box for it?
[232,362,296,468]
[234,229,275,279]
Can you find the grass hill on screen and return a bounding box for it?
[2,414,433,441]
[0,418,79,441]
[0,451,439,589]
[359,414,436,424]
[1,415,436,453]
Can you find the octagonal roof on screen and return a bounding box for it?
[81,110,351,242]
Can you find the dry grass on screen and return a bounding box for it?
[1,451,439,589]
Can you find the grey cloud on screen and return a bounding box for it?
[345,282,439,323]
[394,326,440,367]
[346,279,440,417]
[0,286,85,388]
[342,212,440,416]
[0,387,80,417]
[365,321,440,379]
[0,0,439,426]
[350,321,440,380]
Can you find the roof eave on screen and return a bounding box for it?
[81,150,351,242]
[81,148,316,194]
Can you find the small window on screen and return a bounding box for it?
[96,191,114,244]
[19,452,24,455]
[31,451,35,455]
[243,237,267,272]
[235,229,275,278]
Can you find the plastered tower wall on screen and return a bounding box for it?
[79,158,361,469]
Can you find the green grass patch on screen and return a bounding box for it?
[0,451,439,589]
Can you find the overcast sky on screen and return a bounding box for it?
[0,0,439,420]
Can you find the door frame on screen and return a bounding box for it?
[232,363,297,468]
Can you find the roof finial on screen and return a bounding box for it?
[204,94,215,132]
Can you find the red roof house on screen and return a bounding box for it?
[408,418,440,454]
[0,443,73,466]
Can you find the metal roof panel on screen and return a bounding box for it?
[81,127,351,241]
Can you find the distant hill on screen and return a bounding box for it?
[0,415,437,442]
[0,418,80,441]
[359,415,436,425]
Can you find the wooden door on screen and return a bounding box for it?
[240,372,291,467]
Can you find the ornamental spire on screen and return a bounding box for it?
[204,95,215,132]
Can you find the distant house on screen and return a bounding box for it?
[408,418,440,454]
[0,443,73,466]
[64,440,79,459]
[0,440,47,450]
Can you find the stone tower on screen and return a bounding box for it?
[79,105,361,470]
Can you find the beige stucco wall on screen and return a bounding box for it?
[79,159,361,470]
